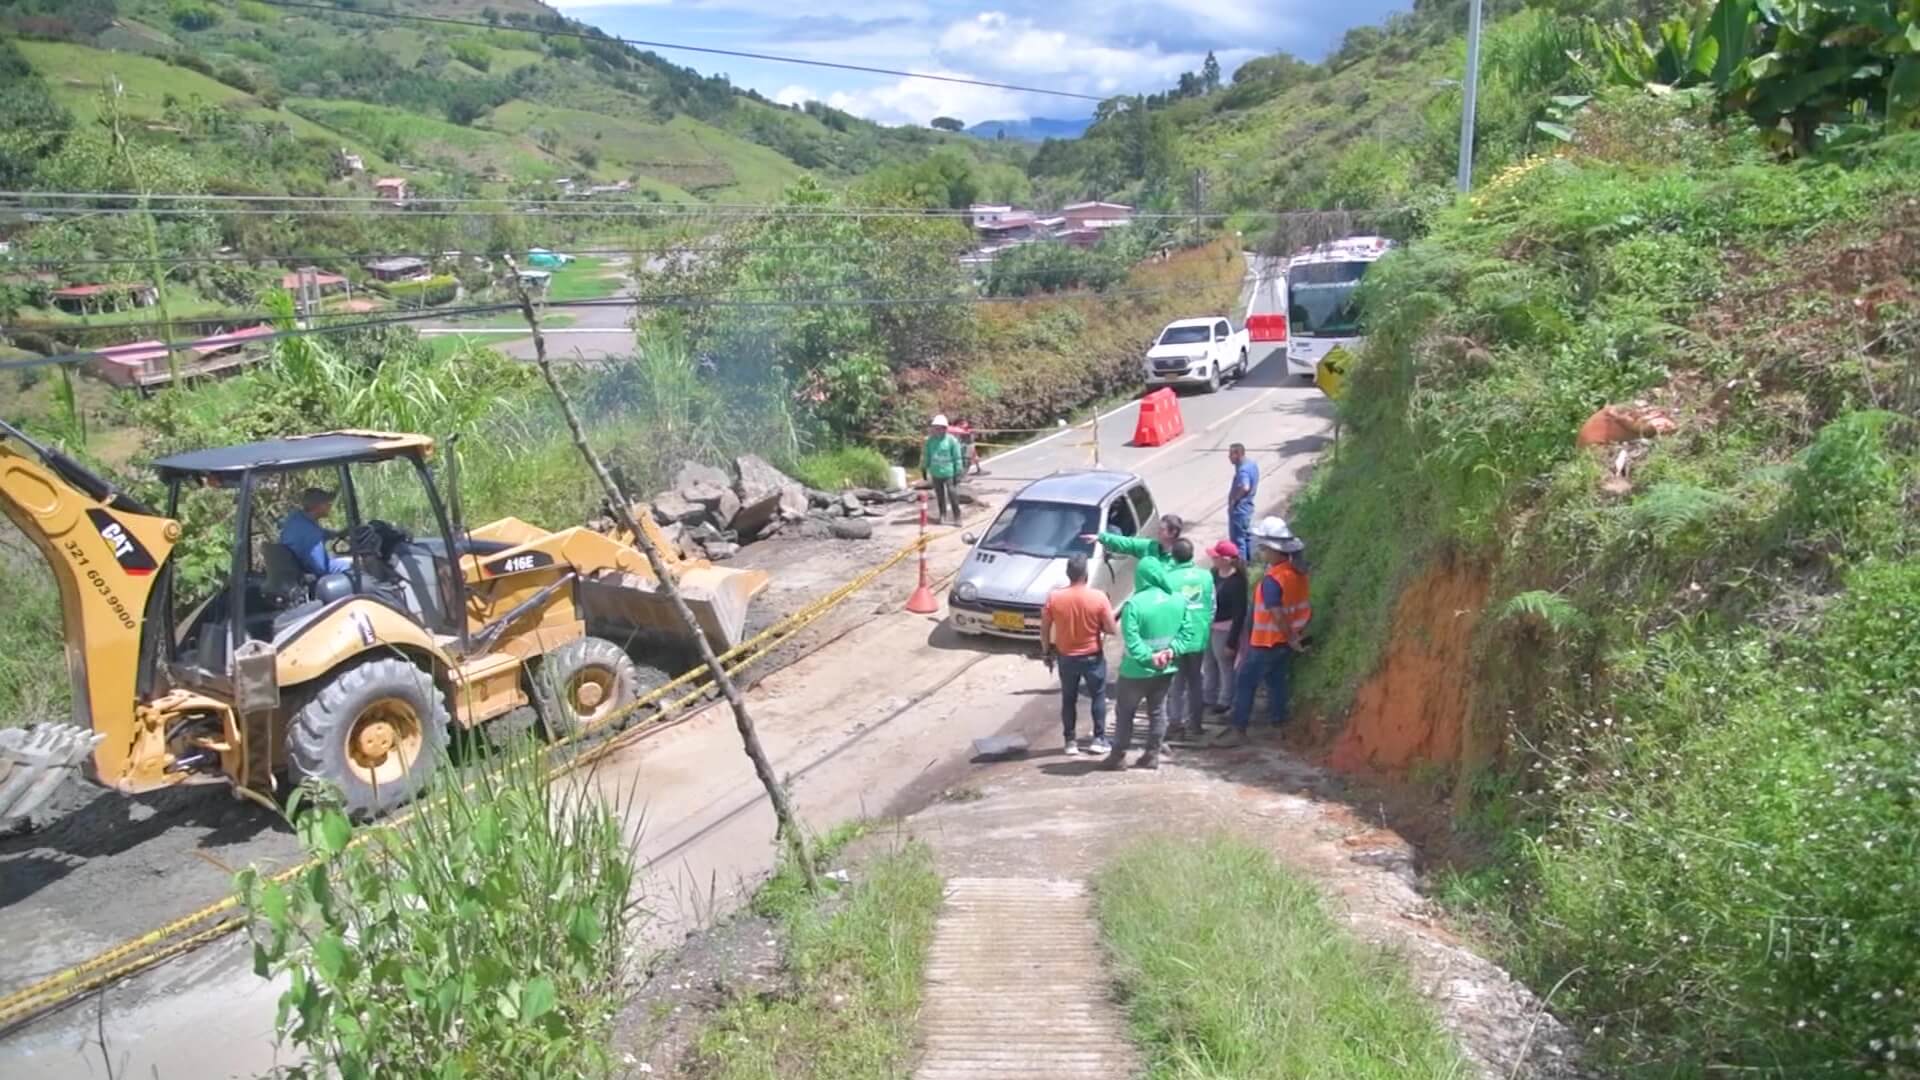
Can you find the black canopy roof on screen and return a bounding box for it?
[152,432,432,479]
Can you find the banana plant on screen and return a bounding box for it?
[1589,0,1920,153]
[1733,0,1920,150]
[1587,0,1747,91]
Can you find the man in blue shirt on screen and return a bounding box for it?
[1227,443,1259,560]
[280,487,352,577]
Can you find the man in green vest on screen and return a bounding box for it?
[922,414,966,525]
[1104,559,1187,771]
[1085,512,1183,585]
[1163,537,1216,743]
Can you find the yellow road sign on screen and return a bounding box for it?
[1315,346,1353,401]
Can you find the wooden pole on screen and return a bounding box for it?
[503,256,819,894]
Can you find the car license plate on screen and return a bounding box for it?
[992,610,1025,632]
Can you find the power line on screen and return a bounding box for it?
[1,281,1226,375]
[2,259,1170,336]
[0,199,1265,223]
[252,0,1107,103]
[0,240,982,272]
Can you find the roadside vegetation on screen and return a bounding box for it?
[686,830,943,1080]
[1097,834,1467,1078]
[237,748,643,1079]
[1292,13,1920,1073]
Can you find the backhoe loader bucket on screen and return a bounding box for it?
[0,723,104,829]
[577,565,771,653]
[475,503,772,653]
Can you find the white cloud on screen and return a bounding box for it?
[823,72,1029,128]
[772,84,819,107]
[557,0,1405,126]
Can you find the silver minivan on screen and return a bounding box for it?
[948,470,1157,640]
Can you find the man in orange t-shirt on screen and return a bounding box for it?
[1040,553,1119,756]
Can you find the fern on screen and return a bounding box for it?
[1628,482,1740,547]
[1499,590,1588,635]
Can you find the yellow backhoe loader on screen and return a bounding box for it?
[0,421,768,823]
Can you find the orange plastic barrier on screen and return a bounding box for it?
[1247,313,1288,343]
[1132,388,1185,447]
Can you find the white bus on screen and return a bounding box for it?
[1282,235,1395,378]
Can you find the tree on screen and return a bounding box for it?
[1201,51,1222,92]
[930,115,965,132]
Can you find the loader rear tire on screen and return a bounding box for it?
[532,636,641,741]
[288,658,448,819]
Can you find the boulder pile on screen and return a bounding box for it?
[648,456,919,560]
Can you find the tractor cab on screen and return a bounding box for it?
[151,432,485,687]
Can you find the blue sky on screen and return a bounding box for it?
[550,1,1410,127]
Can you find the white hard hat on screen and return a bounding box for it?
[1251,516,1305,553]
[930,414,949,427]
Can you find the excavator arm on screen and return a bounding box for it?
[0,419,180,824]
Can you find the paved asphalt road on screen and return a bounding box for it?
[0,258,1334,1079]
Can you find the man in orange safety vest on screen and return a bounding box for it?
[1214,516,1310,747]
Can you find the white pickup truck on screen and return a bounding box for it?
[1143,316,1249,393]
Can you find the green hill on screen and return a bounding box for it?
[1025,1,1585,228]
[0,0,1016,201]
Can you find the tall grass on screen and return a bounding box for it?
[238,745,643,1079]
[1097,833,1468,1079]
[689,837,942,1080]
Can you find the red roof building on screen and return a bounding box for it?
[86,324,275,390]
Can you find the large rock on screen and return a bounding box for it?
[731,490,782,541]
[840,491,864,514]
[683,481,741,529]
[829,518,874,541]
[673,460,731,493]
[704,541,740,561]
[735,455,812,526]
[650,490,705,525]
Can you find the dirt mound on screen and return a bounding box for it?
[1327,558,1488,775]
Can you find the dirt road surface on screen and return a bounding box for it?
[1,319,1332,1076]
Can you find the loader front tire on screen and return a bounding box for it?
[289,657,448,819]
[531,636,641,741]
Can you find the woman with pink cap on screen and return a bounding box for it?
[1201,539,1247,716]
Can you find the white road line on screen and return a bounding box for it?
[981,395,1146,466]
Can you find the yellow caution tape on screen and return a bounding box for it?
[0,528,942,1027]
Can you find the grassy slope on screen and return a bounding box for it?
[13,0,1018,202]
[689,833,942,1079]
[19,39,395,170]
[482,102,805,200]
[1291,84,1920,1075]
[1171,47,1458,213]
[1098,834,1467,1078]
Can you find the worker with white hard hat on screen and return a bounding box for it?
[1213,516,1310,747]
[922,413,966,525]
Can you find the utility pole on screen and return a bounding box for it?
[1457,0,1485,193]
[504,256,820,895]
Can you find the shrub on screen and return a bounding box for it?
[791,446,891,490]
[1785,411,1914,556]
[235,0,274,23]
[167,50,215,77]
[214,64,257,94]
[450,39,493,73]
[374,274,459,307]
[238,751,641,1079]
[167,0,218,31]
